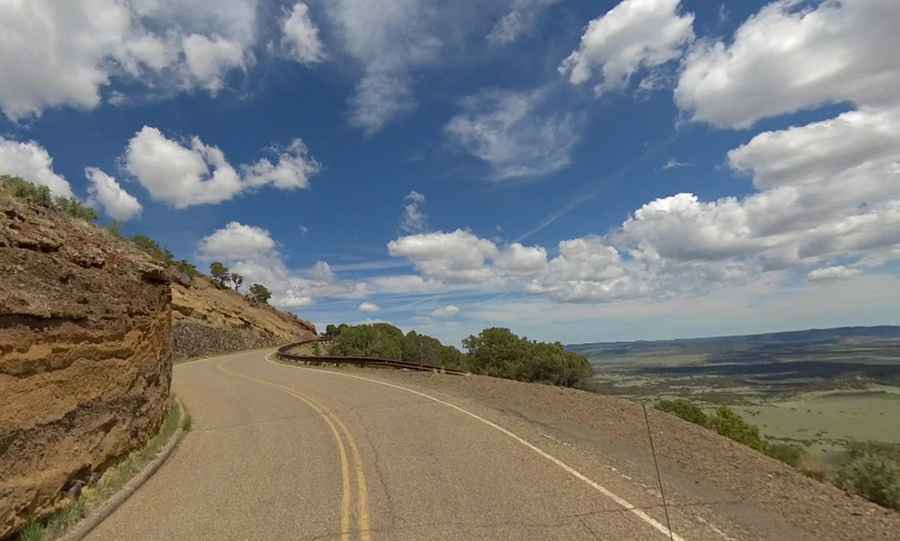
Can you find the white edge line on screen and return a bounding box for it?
[267,355,686,541]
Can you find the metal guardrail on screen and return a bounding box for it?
[276,338,468,376]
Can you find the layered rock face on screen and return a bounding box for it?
[0,195,173,538]
[171,277,316,360]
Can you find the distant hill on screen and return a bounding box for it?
[568,326,900,362]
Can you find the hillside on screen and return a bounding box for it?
[171,275,316,360]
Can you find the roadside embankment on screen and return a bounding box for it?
[327,366,900,541]
[171,277,316,361]
[0,192,173,539]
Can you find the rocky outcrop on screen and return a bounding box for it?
[171,277,315,360]
[0,195,173,538]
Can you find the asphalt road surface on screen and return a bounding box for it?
[84,349,792,541]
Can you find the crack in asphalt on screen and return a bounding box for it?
[356,412,400,531]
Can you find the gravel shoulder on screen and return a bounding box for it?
[324,365,900,541]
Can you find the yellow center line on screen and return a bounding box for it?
[263,354,372,541]
[323,403,371,541]
[215,361,354,541]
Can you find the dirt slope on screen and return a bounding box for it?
[353,368,900,541]
[171,276,316,360]
[0,191,172,538]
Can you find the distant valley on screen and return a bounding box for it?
[569,326,900,454]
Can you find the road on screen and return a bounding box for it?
[84,349,790,540]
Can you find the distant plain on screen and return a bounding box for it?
[569,326,900,456]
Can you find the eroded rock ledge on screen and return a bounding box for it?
[0,196,173,539]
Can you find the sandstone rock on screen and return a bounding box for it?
[0,194,173,539]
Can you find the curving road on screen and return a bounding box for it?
[84,349,804,541]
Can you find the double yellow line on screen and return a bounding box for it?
[217,359,371,541]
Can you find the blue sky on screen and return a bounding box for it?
[2,0,899,345]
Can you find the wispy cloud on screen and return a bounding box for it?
[329,260,411,272]
[662,158,691,170]
[400,191,428,233]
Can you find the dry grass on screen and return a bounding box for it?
[17,401,182,541]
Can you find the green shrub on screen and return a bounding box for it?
[174,259,199,280]
[657,399,809,467]
[247,283,272,305]
[2,175,96,222]
[132,235,175,265]
[56,197,97,222]
[708,406,766,452]
[655,399,709,426]
[3,175,54,207]
[764,442,805,467]
[463,327,592,386]
[331,323,405,359]
[209,261,230,288]
[402,330,468,369]
[834,441,900,511]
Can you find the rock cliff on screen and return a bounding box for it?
[0,192,172,538]
[0,177,316,538]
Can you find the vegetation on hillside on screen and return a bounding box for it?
[326,324,590,386]
[657,399,801,460]
[464,327,592,386]
[130,234,199,280]
[17,402,184,541]
[656,398,900,512]
[1,175,97,222]
[834,441,900,511]
[328,323,467,370]
[2,180,272,300]
[209,261,253,295]
[247,283,271,305]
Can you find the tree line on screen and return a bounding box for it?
[323,323,592,387]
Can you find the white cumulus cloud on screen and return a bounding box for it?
[431,305,460,318]
[198,222,371,310]
[199,222,277,261]
[358,302,381,313]
[242,139,321,190]
[675,0,900,129]
[0,0,261,120]
[125,126,319,208]
[560,0,694,96]
[85,167,143,221]
[182,34,246,94]
[388,229,500,284]
[808,266,862,283]
[0,137,74,198]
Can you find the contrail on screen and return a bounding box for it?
[515,133,681,243]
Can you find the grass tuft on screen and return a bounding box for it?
[18,522,44,541]
[17,401,182,540]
